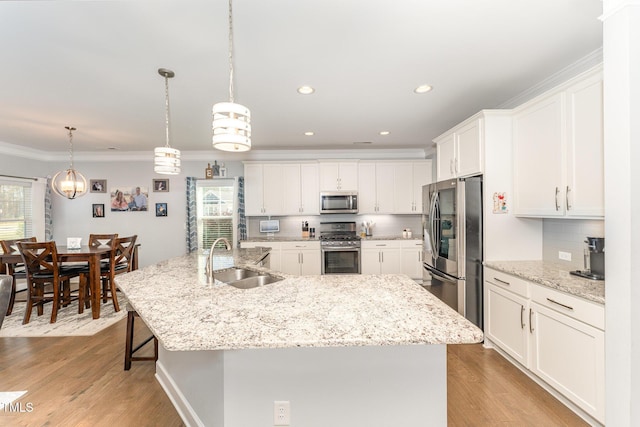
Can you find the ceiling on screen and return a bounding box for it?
[0,0,603,156]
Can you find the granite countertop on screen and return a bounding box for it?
[484,260,605,305]
[116,249,483,352]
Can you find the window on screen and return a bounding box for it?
[196,179,236,249]
[0,180,33,241]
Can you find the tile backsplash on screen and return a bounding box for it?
[247,214,422,239]
[542,218,605,269]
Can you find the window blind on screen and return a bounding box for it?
[0,180,33,241]
[196,178,237,249]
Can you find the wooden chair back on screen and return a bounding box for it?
[114,235,138,274]
[17,241,59,279]
[1,237,37,255]
[88,234,118,250]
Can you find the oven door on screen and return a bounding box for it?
[321,247,361,274]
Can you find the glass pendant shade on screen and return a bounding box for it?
[52,126,87,199]
[154,67,181,175]
[212,101,251,152]
[154,146,181,174]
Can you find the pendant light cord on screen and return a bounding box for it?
[65,126,76,169]
[228,0,235,103]
[164,73,172,148]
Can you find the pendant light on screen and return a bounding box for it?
[212,0,251,152]
[51,126,87,199]
[154,68,181,175]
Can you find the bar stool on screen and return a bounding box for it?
[124,303,158,370]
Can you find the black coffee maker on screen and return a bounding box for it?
[570,237,605,280]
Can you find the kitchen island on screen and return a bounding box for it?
[116,249,483,427]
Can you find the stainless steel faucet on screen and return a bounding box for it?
[205,237,232,283]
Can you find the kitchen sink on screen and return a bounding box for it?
[227,274,282,289]
[214,267,260,283]
[213,267,282,289]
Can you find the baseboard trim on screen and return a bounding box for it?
[155,361,204,427]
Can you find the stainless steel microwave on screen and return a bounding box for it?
[320,191,358,214]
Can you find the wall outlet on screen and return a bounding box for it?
[558,251,572,261]
[274,401,290,426]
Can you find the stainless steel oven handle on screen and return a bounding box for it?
[321,246,360,251]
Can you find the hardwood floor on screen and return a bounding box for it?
[1,319,588,426]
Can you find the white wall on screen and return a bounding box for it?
[1,152,245,268]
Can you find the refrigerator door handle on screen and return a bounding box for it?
[423,263,458,284]
[428,191,439,260]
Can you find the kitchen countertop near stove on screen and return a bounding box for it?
[484,260,605,305]
[116,250,483,352]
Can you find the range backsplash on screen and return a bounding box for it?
[247,214,423,239]
[542,218,605,270]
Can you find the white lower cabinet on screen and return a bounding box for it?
[361,240,402,275]
[484,267,605,424]
[400,240,423,280]
[240,241,282,272]
[279,241,321,275]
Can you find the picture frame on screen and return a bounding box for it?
[156,202,168,217]
[90,179,107,193]
[92,203,105,218]
[153,178,169,192]
[110,186,148,212]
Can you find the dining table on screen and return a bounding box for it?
[0,245,112,319]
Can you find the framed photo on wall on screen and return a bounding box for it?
[92,203,105,218]
[110,186,148,211]
[156,203,168,217]
[153,179,169,192]
[90,179,107,193]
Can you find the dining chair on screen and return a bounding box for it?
[1,237,37,316]
[0,275,12,329]
[77,233,118,314]
[17,240,82,324]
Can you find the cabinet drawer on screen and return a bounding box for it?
[484,268,529,298]
[530,284,604,330]
[362,240,402,249]
[280,241,320,250]
[400,239,422,249]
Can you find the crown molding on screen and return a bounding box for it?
[0,141,430,163]
[498,48,603,109]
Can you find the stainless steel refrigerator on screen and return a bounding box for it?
[422,176,483,329]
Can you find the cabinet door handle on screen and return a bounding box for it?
[566,186,571,211]
[494,277,510,286]
[529,308,534,333]
[450,159,454,174]
[555,187,560,211]
[300,253,304,264]
[520,305,525,329]
[546,297,574,311]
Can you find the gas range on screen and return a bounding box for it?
[319,221,361,248]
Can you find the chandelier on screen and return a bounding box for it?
[212,0,251,152]
[51,126,87,199]
[154,68,181,174]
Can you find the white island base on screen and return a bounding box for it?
[156,344,447,427]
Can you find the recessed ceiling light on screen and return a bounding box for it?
[379,131,390,136]
[297,86,315,95]
[304,131,314,136]
[414,84,433,94]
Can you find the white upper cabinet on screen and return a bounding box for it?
[435,117,483,181]
[282,163,319,215]
[245,163,284,216]
[394,161,432,214]
[359,160,432,214]
[319,161,359,191]
[513,66,603,218]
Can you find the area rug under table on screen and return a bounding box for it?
[0,297,127,337]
